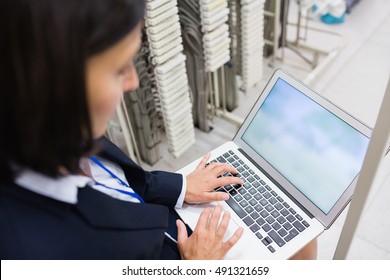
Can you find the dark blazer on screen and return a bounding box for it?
[0,137,183,259]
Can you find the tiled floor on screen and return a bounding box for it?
[311,0,390,259]
[141,0,390,259]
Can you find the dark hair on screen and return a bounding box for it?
[0,0,145,181]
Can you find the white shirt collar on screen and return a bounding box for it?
[15,168,93,204]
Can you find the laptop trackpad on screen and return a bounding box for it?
[180,202,240,241]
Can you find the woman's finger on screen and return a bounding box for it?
[207,206,223,231]
[207,163,238,175]
[223,227,244,252]
[195,152,211,171]
[215,211,231,239]
[193,207,212,232]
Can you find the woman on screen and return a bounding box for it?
[0,0,316,260]
[0,0,244,259]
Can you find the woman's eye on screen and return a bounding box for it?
[118,61,135,76]
[118,68,127,76]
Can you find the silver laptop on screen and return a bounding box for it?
[176,69,371,259]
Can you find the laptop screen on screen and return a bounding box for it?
[241,78,370,214]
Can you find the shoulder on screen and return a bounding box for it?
[0,183,170,259]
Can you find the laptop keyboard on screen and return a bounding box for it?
[211,150,311,254]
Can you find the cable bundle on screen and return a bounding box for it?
[177,0,213,132]
[240,0,265,91]
[200,0,231,72]
[145,0,195,158]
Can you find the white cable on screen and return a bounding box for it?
[201,14,228,32]
[202,24,229,42]
[152,44,183,65]
[146,15,180,35]
[201,6,229,25]
[149,29,181,49]
[146,0,171,11]
[163,93,190,112]
[147,22,181,42]
[201,0,226,12]
[166,100,192,118]
[155,61,186,81]
[165,114,193,130]
[158,74,188,94]
[201,1,227,20]
[160,84,189,105]
[199,0,230,72]
[146,0,177,19]
[204,37,230,56]
[167,126,195,145]
[145,5,178,26]
[154,53,186,75]
[150,35,182,56]
[156,67,186,88]
[240,0,265,91]
[203,30,229,48]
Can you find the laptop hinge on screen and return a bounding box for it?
[237,148,314,219]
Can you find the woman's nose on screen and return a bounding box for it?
[122,64,139,92]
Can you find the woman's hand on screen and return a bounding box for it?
[185,153,244,204]
[176,206,244,260]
